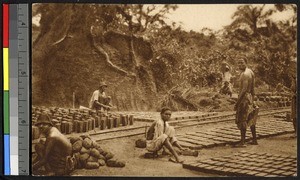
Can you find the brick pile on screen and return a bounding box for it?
[71,135,125,169]
[32,106,135,140]
[256,92,291,107]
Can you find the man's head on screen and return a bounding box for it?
[160,107,172,122]
[237,58,247,71]
[35,113,53,134]
[99,82,108,91]
[225,65,230,72]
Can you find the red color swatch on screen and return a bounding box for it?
[3,4,9,47]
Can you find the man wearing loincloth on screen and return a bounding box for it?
[146,107,186,163]
[234,58,259,147]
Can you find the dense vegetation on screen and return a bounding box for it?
[32,4,296,110]
[149,4,297,89]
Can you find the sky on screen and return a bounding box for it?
[32,4,295,32]
[166,4,241,31]
[166,4,295,32]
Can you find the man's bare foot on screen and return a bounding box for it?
[248,141,258,145]
[169,157,184,164]
[181,148,189,151]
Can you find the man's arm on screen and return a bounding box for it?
[235,74,250,110]
[32,137,56,170]
[146,122,156,140]
[93,91,112,109]
[94,101,112,109]
[250,70,255,96]
[89,91,98,109]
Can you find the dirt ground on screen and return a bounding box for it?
[71,119,297,177]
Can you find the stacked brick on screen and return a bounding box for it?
[256,92,291,107]
[71,135,125,169]
[32,106,135,140]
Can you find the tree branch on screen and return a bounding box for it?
[90,30,136,78]
[51,4,75,46]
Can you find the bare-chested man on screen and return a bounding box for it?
[146,107,187,163]
[32,113,74,176]
[234,58,259,147]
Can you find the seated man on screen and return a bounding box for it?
[146,107,186,163]
[32,113,74,176]
[219,81,233,97]
[89,82,112,113]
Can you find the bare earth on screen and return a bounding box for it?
[71,117,297,177]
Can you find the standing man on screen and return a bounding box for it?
[220,61,233,95]
[234,58,259,147]
[89,82,112,113]
[32,113,74,176]
[221,63,232,83]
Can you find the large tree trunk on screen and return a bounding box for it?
[32,4,158,110]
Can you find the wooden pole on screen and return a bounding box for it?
[72,91,75,109]
[145,125,148,139]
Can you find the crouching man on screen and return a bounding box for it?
[146,107,186,163]
[219,81,233,97]
[89,81,112,114]
[32,113,74,176]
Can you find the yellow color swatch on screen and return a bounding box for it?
[3,48,9,90]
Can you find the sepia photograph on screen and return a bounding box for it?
[31,3,297,177]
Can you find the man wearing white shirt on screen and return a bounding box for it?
[89,82,112,113]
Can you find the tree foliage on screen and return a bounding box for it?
[33,3,297,104]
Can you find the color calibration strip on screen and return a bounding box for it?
[3,3,30,175]
[10,4,19,175]
[17,4,30,175]
[3,3,10,175]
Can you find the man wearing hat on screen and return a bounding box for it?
[32,113,74,176]
[89,81,112,113]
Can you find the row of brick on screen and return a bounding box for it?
[172,108,289,128]
[256,92,290,97]
[176,119,294,150]
[88,108,289,142]
[257,95,291,103]
[183,151,296,177]
[32,106,134,139]
[132,112,218,123]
